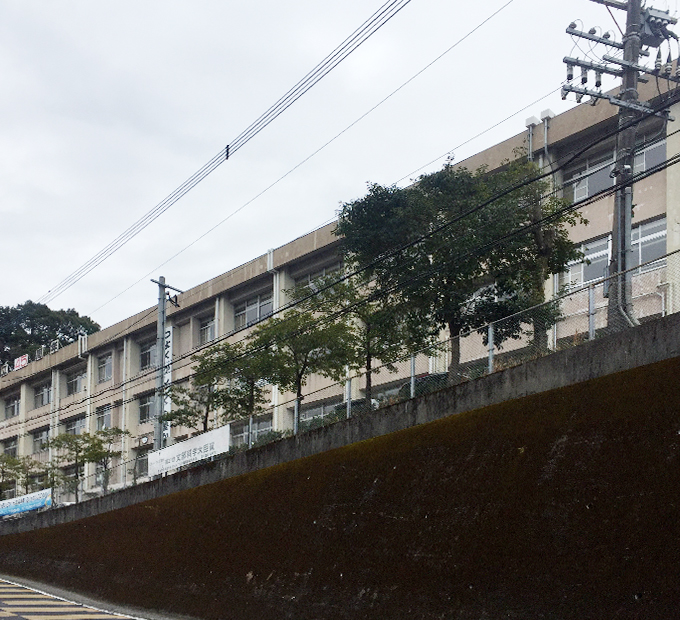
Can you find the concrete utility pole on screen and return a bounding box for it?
[609,0,642,329]
[563,1,677,331]
[151,277,182,451]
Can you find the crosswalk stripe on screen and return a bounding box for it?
[0,604,74,608]
[1,609,97,613]
[20,616,118,620]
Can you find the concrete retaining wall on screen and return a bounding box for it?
[3,312,680,536]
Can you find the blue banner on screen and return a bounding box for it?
[0,489,52,517]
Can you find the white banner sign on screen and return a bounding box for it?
[148,424,230,477]
[162,326,173,440]
[13,354,28,371]
[0,488,52,517]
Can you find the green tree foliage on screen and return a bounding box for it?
[248,293,355,431]
[309,271,433,407]
[13,455,44,496]
[0,301,99,366]
[0,454,18,500]
[46,432,92,503]
[165,341,270,434]
[337,156,583,383]
[85,428,129,494]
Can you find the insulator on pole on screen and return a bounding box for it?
[656,48,663,71]
[567,63,575,81]
[595,71,603,88]
[581,66,589,84]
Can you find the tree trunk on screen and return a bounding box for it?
[447,322,463,385]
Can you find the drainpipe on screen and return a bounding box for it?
[525,116,540,161]
[540,109,555,171]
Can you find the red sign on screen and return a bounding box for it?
[13,355,28,371]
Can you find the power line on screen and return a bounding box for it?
[84,0,523,318]
[11,115,679,427]
[36,0,415,306]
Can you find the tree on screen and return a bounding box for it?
[482,155,586,351]
[248,297,355,432]
[13,456,43,496]
[45,433,93,503]
[310,271,433,407]
[0,301,99,366]
[85,428,129,494]
[165,341,271,435]
[37,461,66,507]
[337,158,584,383]
[0,454,18,500]
[337,173,508,384]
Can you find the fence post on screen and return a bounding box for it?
[410,354,416,399]
[293,399,299,435]
[248,415,253,448]
[345,376,352,419]
[488,322,495,373]
[589,284,596,341]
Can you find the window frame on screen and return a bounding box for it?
[3,437,18,458]
[199,317,216,345]
[66,369,87,396]
[96,404,112,431]
[4,395,20,420]
[139,341,157,371]
[97,353,113,383]
[138,394,155,424]
[32,428,49,454]
[33,381,52,409]
[65,416,86,436]
[234,292,273,330]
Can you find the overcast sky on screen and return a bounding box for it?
[2,0,678,329]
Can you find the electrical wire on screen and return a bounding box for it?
[36,0,415,307]
[8,116,680,432]
[86,0,518,318]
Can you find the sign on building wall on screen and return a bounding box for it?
[0,488,51,517]
[13,354,28,371]
[148,424,230,477]
[162,326,173,441]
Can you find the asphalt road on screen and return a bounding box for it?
[0,581,134,620]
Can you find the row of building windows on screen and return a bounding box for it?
[562,140,666,203]
[559,217,667,289]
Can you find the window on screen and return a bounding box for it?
[199,317,215,345]
[631,217,666,272]
[4,395,20,420]
[96,404,112,431]
[3,437,17,458]
[560,236,610,289]
[559,218,667,289]
[140,341,157,370]
[135,452,149,478]
[634,140,666,175]
[66,369,86,395]
[65,416,86,435]
[33,381,51,409]
[138,394,155,424]
[294,262,342,287]
[98,353,112,383]
[234,293,273,330]
[563,150,615,203]
[32,428,49,454]
[230,415,273,448]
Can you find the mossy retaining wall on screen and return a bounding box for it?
[0,319,678,618]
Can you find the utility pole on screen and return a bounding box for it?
[151,277,182,452]
[562,1,677,330]
[610,0,642,329]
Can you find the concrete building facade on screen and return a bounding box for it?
[1,79,679,501]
